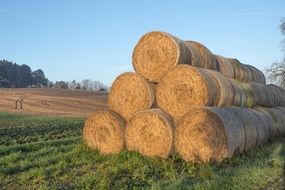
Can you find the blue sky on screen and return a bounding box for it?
[0,1,284,85]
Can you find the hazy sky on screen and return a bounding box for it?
[0,1,285,85]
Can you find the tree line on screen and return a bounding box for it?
[0,60,48,88]
[0,60,108,92]
[51,79,108,92]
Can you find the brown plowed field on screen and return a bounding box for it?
[0,88,108,117]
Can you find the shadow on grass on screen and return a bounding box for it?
[280,138,285,189]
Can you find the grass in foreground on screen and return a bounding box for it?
[0,112,284,190]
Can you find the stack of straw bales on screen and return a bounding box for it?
[83,31,285,163]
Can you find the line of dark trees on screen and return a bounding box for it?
[0,60,108,92]
[0,60,48,88]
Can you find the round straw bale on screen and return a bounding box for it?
[125,109,175,158]
[215,55,235,78]
[254,107,278,140]
[265,107,285,136]
[266,84,281,106]
[229,79,243,106]
[240,82,255,107]
[277,86,285,106]
[207,70,234,106]
[246,65,266,84]
[156,65,219,121]
[175,107,245,163]
[184,41,205,68]
[250,110,270,146]
[274,107,285,135]
[239,64,251,82]
[259,71,266,84]
[262,85,278,107]
[276,86,285,106]
[230,80,260,107]
[267,84,285,106]
[249,82,266,106]
[263,108,284,136]
[222,58,264,84]
[238,84,248,107]
[259,84,271,107]
[229,58,242,80]
[238,63,248,81]
[132,31,191,82]
[231,108,258,150]
[184,41,216,70]
[243,64,255,81]
[108,72,154,121]
[249,83,275,107]
[212,56,221,71]
[83,109,126,154]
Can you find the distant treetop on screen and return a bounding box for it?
[0,60,47,88]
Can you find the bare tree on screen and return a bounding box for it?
[80,79,108,92]
[266,59,285,88]
[266,19,285,88]
[69,80,77,89]
[280,18,285,48]
[81,79,92,91]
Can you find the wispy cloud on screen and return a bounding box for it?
[0,8,33,21]
[106,65,133,71]
[212,11,285,17]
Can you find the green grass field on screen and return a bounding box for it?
[0,112,284,190]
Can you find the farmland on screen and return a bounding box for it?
[0,88,108,117]
[0,112,284,189]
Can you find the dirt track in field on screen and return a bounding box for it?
[0,88,108,117]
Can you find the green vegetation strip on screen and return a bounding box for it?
[0,112,284,189]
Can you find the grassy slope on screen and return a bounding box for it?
[0,112,284,190]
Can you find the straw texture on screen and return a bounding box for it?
[108,72,154,121]
[175,106,285,162]
[175,107,245,162]
[133,31,266,84]
[83,108,126,154]
[156,65,219,121]
[125,109,175,158]
[132,31,191,82]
